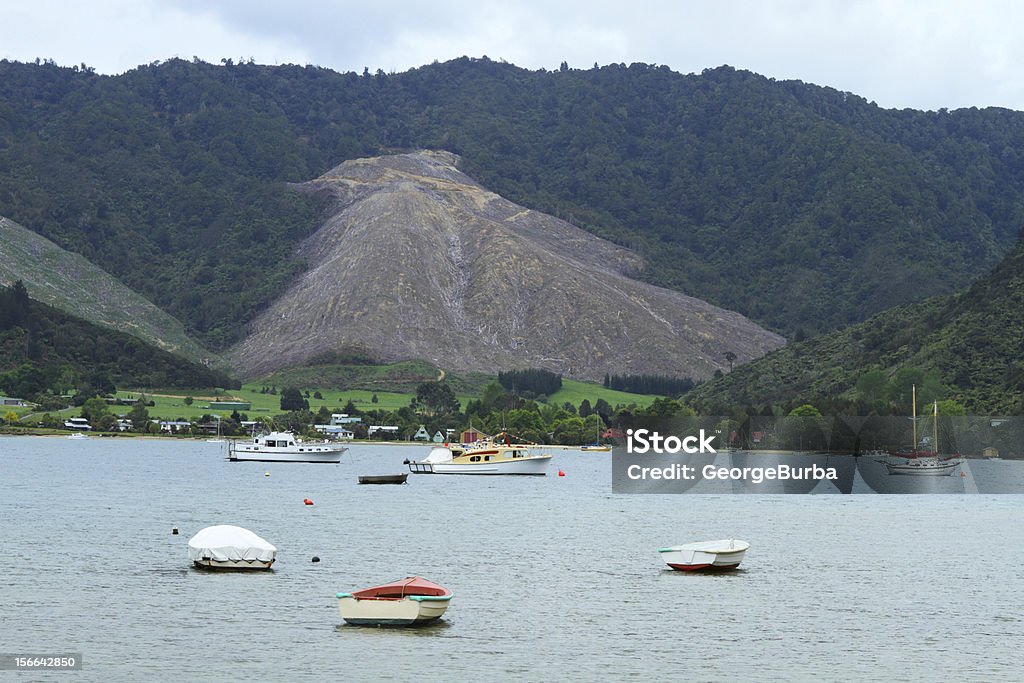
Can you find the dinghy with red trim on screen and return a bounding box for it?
[336,576,453,626]
[659,539,750,572]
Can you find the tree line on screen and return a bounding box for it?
[497,368,562,398]
[604,373,696,397]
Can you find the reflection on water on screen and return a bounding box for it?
[2,436,1024,681]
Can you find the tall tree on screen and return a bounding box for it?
[280,386,309,411]
[411,381,461,417]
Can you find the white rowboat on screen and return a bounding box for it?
[659,539,750,572]
[336,576,452,626]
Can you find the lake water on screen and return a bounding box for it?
[2,436,1024,681]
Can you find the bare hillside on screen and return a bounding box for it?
[0,215,216,365]
[227,151,784,380]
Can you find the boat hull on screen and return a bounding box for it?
[659,540,750,572]
[228,446,346,463]
[358,474,408,485]
[336,595,451,626]
[193,558,274,571]
[409,455,551,475]
[884,461,959,476]
[187,525,277,570]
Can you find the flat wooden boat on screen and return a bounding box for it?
[358,473,408,485]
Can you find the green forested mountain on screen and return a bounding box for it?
[0,215,217,364]
[2,57,1024,349]
[685,235,1024,414]
[0,281,238,401]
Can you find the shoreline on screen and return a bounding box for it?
[0,430,591,449]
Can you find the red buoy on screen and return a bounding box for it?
[303,498,314,505]
[558,470,565,477]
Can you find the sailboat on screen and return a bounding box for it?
[580,421,611,451]
[206,415,225,443]
[884,387,961,476]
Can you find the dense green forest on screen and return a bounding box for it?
[497,368,562,397]
[604,373,697,396]
[0,281,238,404]
[3,57,1024,350]
[684,234,1024,415]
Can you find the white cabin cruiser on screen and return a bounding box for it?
[228,431,346,463]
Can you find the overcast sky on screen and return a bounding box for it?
[1,0,1021,112]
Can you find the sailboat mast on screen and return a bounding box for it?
[912,384,917,454]
[933,400,939,456]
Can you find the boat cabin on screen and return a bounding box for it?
[256,434,297,448]
[457,447,532,463]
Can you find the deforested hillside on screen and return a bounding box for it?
[226,151,785,380]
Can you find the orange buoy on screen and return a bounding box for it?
[303,498,314,505]
[558,469,565,477]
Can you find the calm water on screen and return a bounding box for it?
[2,436,1024,681]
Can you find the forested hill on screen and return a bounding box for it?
[2,57,1024,349]
[0,215,217,365]
[684,233,1024,415]
[0,281,238,401]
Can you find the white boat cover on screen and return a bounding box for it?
[187,525,277,563]
[422,447,455,464]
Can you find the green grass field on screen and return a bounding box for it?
[107,386,418,420]
[548,379,658,409]
[9,376,658,425]
[110,378,656,421]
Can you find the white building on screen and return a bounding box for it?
[159,420,192,434]
[313,424,355,439]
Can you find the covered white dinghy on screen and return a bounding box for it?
[188,525,277,570]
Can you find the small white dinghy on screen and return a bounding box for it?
[187,525,277,570]
[659,539,750,572]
